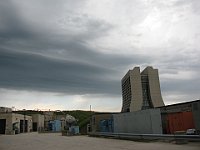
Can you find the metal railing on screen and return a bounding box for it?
[88,132,200,141]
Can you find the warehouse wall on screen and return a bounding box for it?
[166,112,195,134]
[113,109,162,134]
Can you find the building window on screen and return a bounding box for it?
[141,75,153,109]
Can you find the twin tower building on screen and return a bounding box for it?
[121,66,165,112]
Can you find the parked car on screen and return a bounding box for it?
[186,129,199,135]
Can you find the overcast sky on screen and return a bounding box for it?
[0,0,200,112]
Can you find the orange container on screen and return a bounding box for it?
[166,111,195,134]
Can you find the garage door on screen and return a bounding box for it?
[0,119,6,134]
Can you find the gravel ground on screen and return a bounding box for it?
[0,133,199,150]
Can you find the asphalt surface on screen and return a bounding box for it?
[0,133,200,150]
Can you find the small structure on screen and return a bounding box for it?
[43,111,54,131]
[49,120,61,132]
[62,114,79,135]
[90,113,114,133]
[0,110,32,135]
[69,126,79,135]
[32,114,44,132]
[0,107,12,113]
[13,110,45,132]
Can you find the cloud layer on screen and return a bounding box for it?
[0,0,200,111]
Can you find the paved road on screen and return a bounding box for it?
[0,133,200,150]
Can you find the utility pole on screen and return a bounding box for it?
[23,109,26,133]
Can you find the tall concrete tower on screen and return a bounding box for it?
[121,66,165,112]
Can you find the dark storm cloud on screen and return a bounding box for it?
[0,49,120,95]
[0,0,148,68]
[161,79,200,95]
[156,47,200,100]
[1,0,199,104]
[0,15,148,95]
[0,47,149,95]
[0,1,153,96]
[0,1,34,40]
[0,0,200,111]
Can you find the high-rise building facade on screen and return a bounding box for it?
[121,66,165,112]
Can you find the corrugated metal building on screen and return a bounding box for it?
[160,100,200,134]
